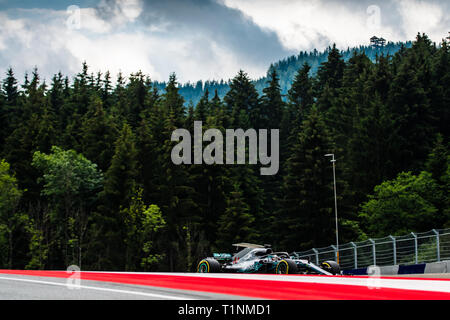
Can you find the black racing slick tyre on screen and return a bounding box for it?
[197,258,221,273]
[275,259,298,274]
[321,260,341,275]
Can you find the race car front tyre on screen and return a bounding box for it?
[321,260,341,275]
[197,258,221,273]
[275,259,297,274]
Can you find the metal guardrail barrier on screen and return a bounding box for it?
[292,228,450,269]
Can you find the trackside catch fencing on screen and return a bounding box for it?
[292,228,450,270]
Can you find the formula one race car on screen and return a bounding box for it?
[197,243,340,275]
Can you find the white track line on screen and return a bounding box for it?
[0,276,193,300]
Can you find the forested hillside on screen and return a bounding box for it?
[0,34,448,271]
[154,41,412,105]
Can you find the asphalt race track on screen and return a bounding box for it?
[0,273,245,300]
[0,270,449,300]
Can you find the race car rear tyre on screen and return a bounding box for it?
[275,259,297,274]
[197,258,221,273]
[321,260,340,275]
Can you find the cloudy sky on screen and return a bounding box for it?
[0,0,448,83]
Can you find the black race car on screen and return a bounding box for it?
[197,243,340,275]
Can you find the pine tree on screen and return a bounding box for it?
[431,39,450,138]
[125,71,153,128]
[194,88,209,122]
[3,67,19,106]
[260,67,284,129]
[332,52,373,196]
[388,34,436,172]
[425,133,448,184]
[102,70,113,109]
[368,54,393,103]
[282,63,315,180]
[194,93,231,251]
[209,89,220,113]
[209,89,230,127]
[0,84,6,154]
[345,94,397,225]
[316,45,345,118]
[185,101,195,132]
[80,96,118,171]
[344,53,397,194]
[2,68,20,138]
[216,182,256,249]
[278,107,336,251]
[135,94,163,204]
[224,70,260,128]
[220,70,264,246]
[4,70,55,201]
[49,72,67,133]
[102,123,138,213]
[156,110,196,271]
[61,62,92,152]
[316,44,345,92]
[288,62,314,121]
[96,123,138,269]
[0,68,22,154]
[162,73,185,127]
[34,106,57,153]
[72,62,91,116]
[258,67,285,240]
[110,71,127,121]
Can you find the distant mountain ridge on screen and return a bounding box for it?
[154,41,412,105]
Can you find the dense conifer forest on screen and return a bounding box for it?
[154,41,412,105]
[0,34,448,271]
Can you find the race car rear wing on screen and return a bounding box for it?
[232,243,264,248]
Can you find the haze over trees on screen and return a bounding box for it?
[0,34,448,271]
[154,41,412,106]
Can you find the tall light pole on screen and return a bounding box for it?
[325,153,339,264]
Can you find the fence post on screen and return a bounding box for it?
[411,232,418,264]
[432,229,440,262]
[331,245,337,262]
[312,248,319,265]
[389,235,396,265]
[350,242,357,269]
[369,239,376,266]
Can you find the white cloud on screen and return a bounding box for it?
[0,5,266,83]
[94,0,144,28]
[117,0,143,21]
[221,0,448,51]
[78,7,112,33]
[397,0,445,40]
[64,32,160,79]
